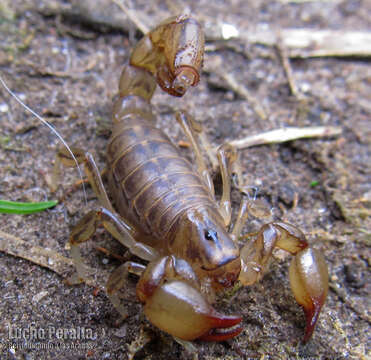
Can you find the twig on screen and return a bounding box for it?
[227,126,342,150]
[329,283,371,323]
[219,72,268,121]
[279,0,340,3]
[165,0,189,16]
[276,41,303,99]
[206,27,371,58]
[0,230,108,288]
[111,0,149,34]
[0,229,73,275]
[56,14,97,40]
[244,29,371,58]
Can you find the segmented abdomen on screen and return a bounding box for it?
[107,110,215,244]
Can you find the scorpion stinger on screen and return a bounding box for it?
[130,15,204,97]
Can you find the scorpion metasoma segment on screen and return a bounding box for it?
[55,15,328,342]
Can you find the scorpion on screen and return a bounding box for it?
[54,15,328,342]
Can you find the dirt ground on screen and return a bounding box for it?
[0,1,370,359]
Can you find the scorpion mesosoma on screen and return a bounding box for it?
[55,15,328,342]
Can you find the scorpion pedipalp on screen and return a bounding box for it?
[238,222,328,343]
[136,256,242,341]
[142,279,242,341]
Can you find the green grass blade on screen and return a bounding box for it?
[0,199,58,214]
[310,180,319,187]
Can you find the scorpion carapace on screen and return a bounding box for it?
[56,15,328,343]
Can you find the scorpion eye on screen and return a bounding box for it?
[204,229,218,242]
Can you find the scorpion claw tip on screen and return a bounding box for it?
[302,297,326,343]
[289,248,329,343]
[199,313,243,341]
[199,323,243,342]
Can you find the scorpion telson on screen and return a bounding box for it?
[55,15,328,342]
[130,15,204,97]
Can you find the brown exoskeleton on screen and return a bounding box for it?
[55,15,328,342]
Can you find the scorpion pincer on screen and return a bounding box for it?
[55,15,328,342]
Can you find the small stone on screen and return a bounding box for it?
[0,103,9,112]
[114,324,127,338]
[344,263,365,289]
[32,290,48,303]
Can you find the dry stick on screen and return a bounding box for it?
[329,282,371,323]
[227,126,342,150]
[0,230,73,275]
[239,29,371,58]
[111,0,149,34]
[279,0,341,3]
[276,41,303,100]
[165,0,189,16]
[0,230,108,288]
[205,26,371,57]
[220,72,268,121]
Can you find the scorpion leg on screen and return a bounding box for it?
[136,256,242,341]
[230,195,250,241]
[56,147,159,282]
[215,143,238,227]
[176,112,238,226]
[68,206,158,284]
[229,158,271,240]
[53,147,113,211]
[239,222,328,342]
[106,261,146,318]
[175,111,215,196]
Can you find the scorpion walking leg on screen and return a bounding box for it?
[176,111,215,196]
[106,261,146,318]
[229,157,271,240]
[230,195,250,241]
[53,147,113,211]
[176,111,238,226]
[68,207,158,283]
[238,221,328,342]
[55,147,158,282]
[216,143,238,227]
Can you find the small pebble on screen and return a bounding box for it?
[0,103,9,112]
[114,324,127,338]
[32,290,48,303]
[221,23,239,39]
[300,82,311,93]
